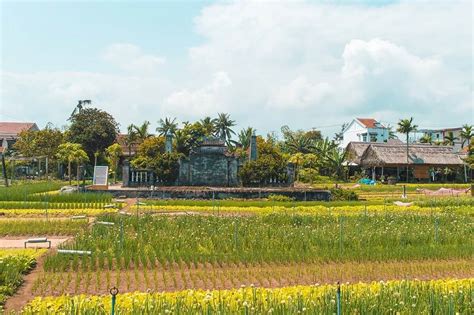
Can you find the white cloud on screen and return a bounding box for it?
[163,71,232,118]
[1,1,472,136]
[103,43,165,75]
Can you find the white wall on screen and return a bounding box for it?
[341,120,389,149]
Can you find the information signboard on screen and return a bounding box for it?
[93,166,109,186]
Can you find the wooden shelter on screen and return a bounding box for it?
[345,141,465,181]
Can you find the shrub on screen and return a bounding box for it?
[329,188,358,201]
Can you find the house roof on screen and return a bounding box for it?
[356,118,384,129]
[116,134,139,157]
[360,143,464,167]
[0,122,38,136]
[345,139,404,164]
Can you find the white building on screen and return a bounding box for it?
[340,118,389,149]
[413,127,464,151]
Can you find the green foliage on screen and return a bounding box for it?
[105,143,123,183]
[174,122,210,156]
[267,194,294,202]
[329,188,359,201]
[131,137,181,183]
[67,107,119,159]
[0,220,86,236]
[239,137,288,186]
[44,212,472,271]
[0,253,37,307]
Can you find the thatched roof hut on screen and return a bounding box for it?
[345,139,404,165]
[359,143,464,167]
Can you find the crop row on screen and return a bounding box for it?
[23,278,473,314]
[0,208,116,217]
[0,249,46,309]
[0,201,121,210]
[43,213,473,272]
[131,203,472,215]
[32,259,472,296]
[0,219,88,236]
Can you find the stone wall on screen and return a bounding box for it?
[107,187,331,201]
[178,155,239,186]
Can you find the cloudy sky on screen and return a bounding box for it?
[1,0,472,138]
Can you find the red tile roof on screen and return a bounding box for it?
[356,118,384,128]
[0,122,38,135]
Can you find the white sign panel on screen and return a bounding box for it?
[93,166,109,186]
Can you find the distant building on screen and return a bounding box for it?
[0,122,39,152]
[414,127,464,151]
[340,118,389,149]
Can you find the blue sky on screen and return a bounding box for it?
[1,0,472,137]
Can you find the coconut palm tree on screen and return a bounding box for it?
[156,117,178,136]
[397,117,418,182]
[443,131,458,146]
[237,127,255,150]
[419,133,433,144]
[125,124,138,157]
[213,113,236,144]
[460,124,472,148]
[133,121,151,142]
[199,117,216,136]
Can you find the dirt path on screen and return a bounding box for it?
[0,237,69,249]
[4,253,47,312]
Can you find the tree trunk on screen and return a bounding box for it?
[406,133,409,182]
[68,161,72,185]
[45,157,49,181]
[77,164,80,188]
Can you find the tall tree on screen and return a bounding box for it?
[105,143,123,184]
[13,127,63,179]
[387,124,398,139]
[156,117,178,136]
[460,124,472,148]
[443,131,458,146]
[397,117,418,182]
[133,121,151,142]
[56,142,89,185]
[280,126,317,154]
[333,123,348,144]
[237,127,255,150]
[67,108,119,161]
[125,124,138,157]
[213,113,236,145]
[199,117,216,135]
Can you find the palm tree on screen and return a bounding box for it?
[387,125,398,139]
[156,117,178,136]
[397,117,418,182]
[199,117,216,136]
[213,113,236,144]
[443,131,458,146]
[133,121,151,142]
[56,142,89,185]
[125,124,138,157]
[237,127,255,150]
[460,124,472,148]
[419,134,433,144]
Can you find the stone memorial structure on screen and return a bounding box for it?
[177,138,240,186]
